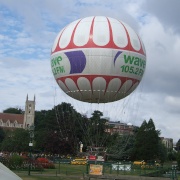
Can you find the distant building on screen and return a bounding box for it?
[160,137,173,151]
[0,95,35,130]
[0,113,24,129]
[106,121,135,135]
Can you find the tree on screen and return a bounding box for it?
[3,107,23,114]
[176,139,180,152]
[34,102,84,155]
[133,120,147,160]
[158,140,167,163]
[84,110,110,147]
[52,102,84,155]
[177,152,180,169]
[1,129,29,153]
[107,134,135,161]
[167,150,176,162]
[133,119,159,161]
[0,127,5,143]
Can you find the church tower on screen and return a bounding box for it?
[23,95,35,129]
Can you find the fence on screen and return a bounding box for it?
[0,157,179,180]
[54,160,178,179]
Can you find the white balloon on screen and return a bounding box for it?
[51,16,146,103]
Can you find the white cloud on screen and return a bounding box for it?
[165,96,180,109]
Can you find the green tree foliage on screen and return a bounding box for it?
[84,110,110,147]
[0,127,5,144]
[176,152,180,168]
[133,119,159,161]
[34,102,84,155]
[1,129,29,153]
[176,139,180,152]
[3,107,23,114]
[158,140,167,163]
[167,150,176,161]
[8,154,24,169]
[34,105,110,154]
[1,103,170,163]
[107,134,135,161]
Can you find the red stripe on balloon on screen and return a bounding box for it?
[51,28,65,54]
[137,34,146,56]
[56,75,139,95]
[51,16,146,55]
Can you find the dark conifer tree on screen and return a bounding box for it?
[133,119,159,161]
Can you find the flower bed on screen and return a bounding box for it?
[36,157,55,169]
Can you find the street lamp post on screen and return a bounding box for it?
[28,125,34,176]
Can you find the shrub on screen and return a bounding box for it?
[36,157,55,169]
[8,154,24,169]
[36,157,49,163]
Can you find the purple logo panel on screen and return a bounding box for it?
[65,51,86,74]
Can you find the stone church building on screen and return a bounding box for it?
[0,95,35,130]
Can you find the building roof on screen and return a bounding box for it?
[0,113,24,124]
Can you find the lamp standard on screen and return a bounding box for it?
[28,125,34,176]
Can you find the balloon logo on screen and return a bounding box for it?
[51,16,146,103]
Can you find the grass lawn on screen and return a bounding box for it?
[15,173,83,180]
[14,164,86,180]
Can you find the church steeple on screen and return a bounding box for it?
[23,95,35,129]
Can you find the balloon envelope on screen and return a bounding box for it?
[51,16,146,103]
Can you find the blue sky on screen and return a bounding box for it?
[0,0,180,143]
